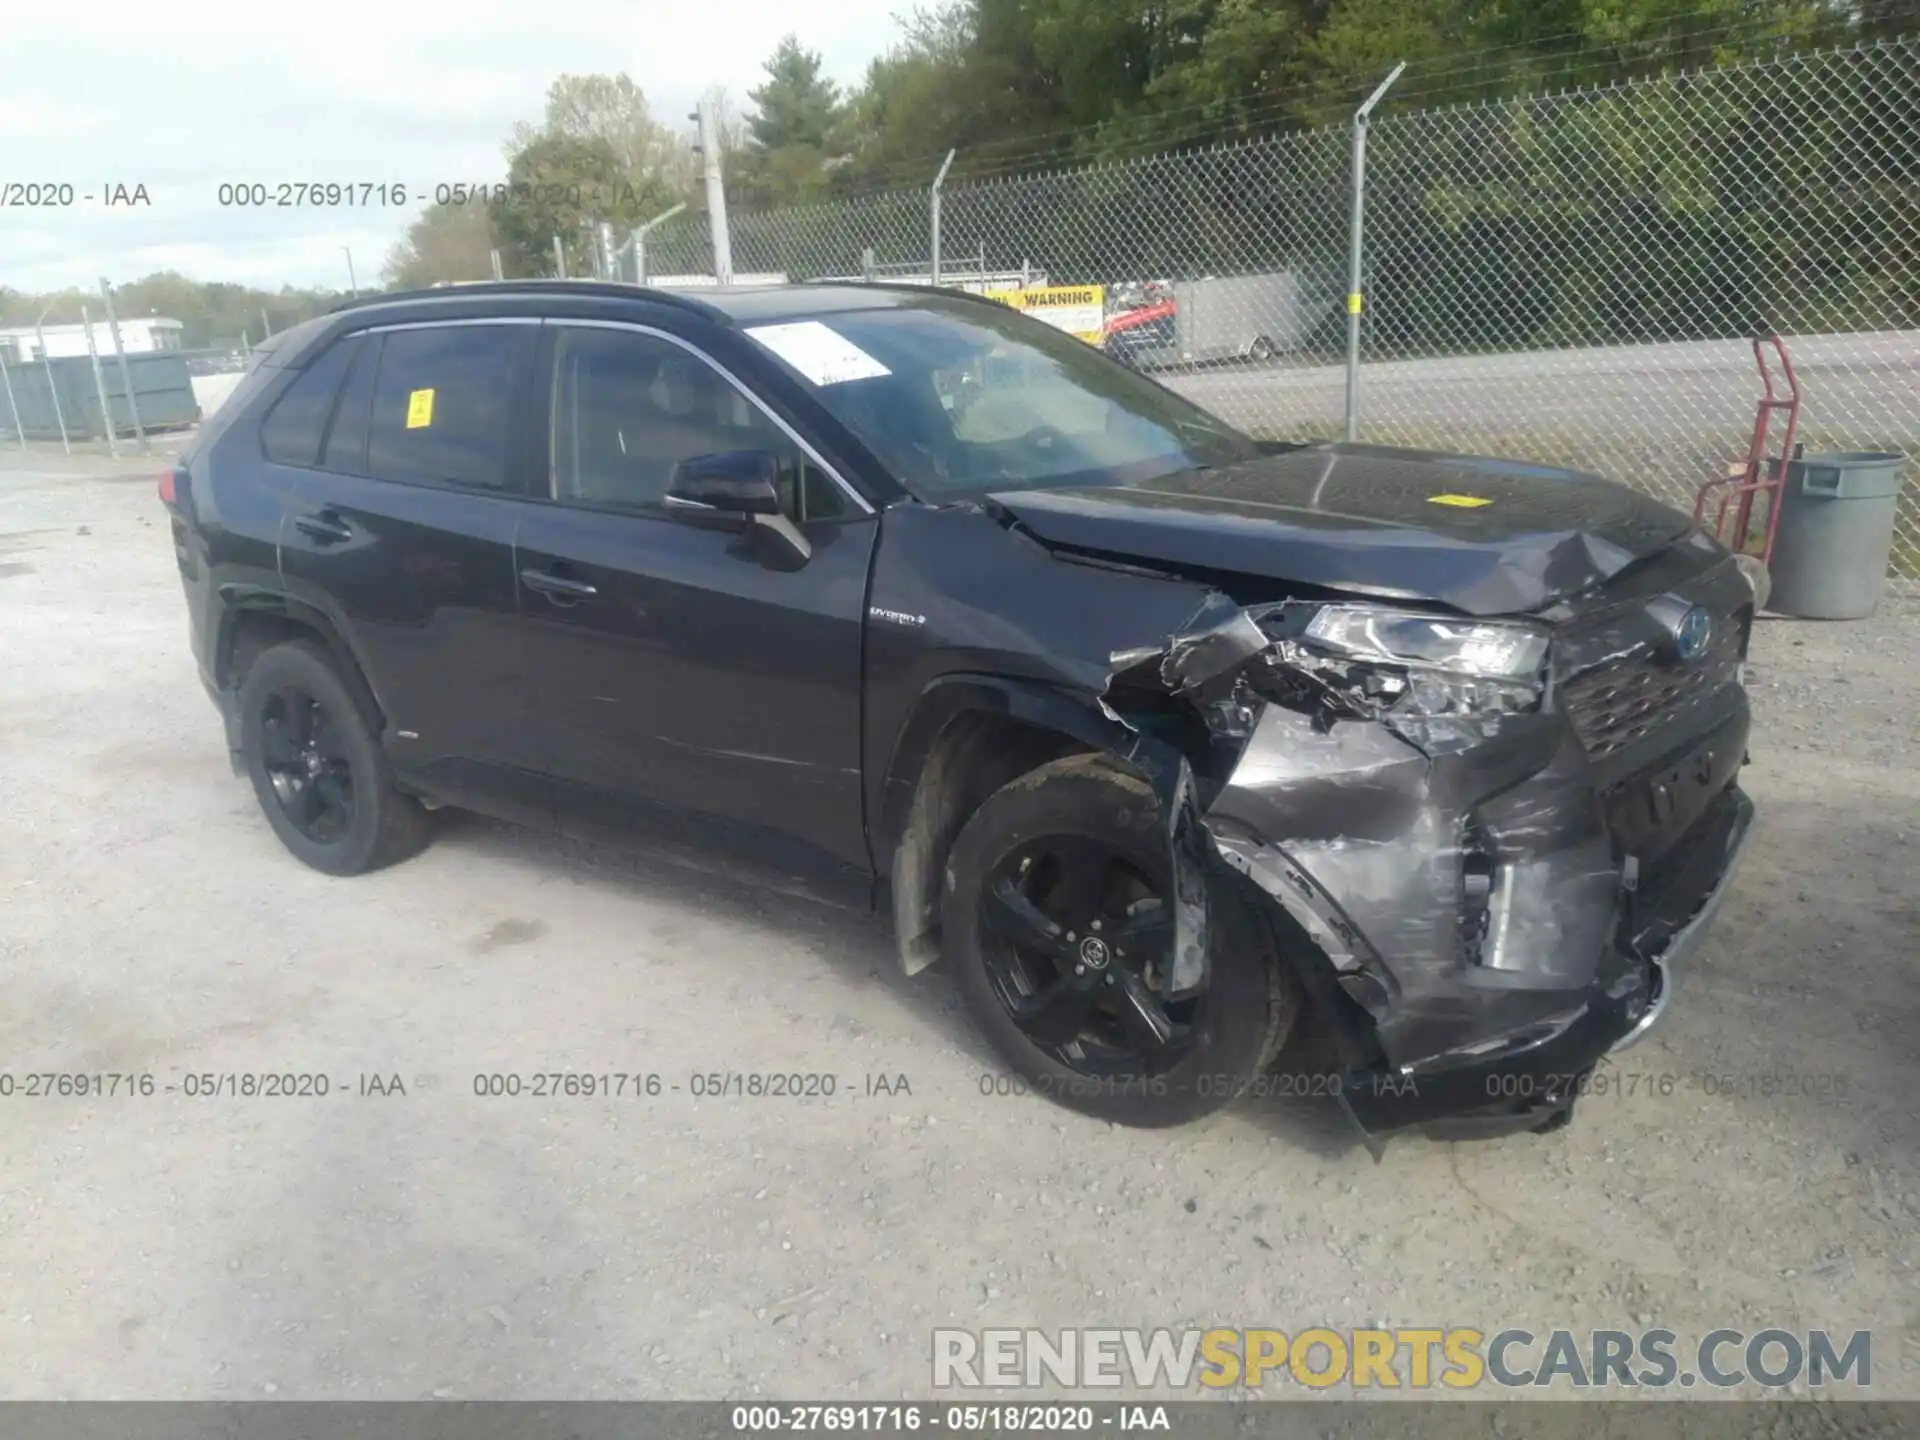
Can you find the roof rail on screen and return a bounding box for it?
[328,280,726,320]
[792,279,1018,311]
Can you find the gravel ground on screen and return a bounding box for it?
[1,440,1916,1409]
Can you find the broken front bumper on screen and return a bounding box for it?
[1609,786,1756,1053]
[1334,785,1755,1140]
[1105,580,1759,1143]
[1201,691,1755,1141]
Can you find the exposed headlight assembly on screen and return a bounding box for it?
[1301,605,1550,716]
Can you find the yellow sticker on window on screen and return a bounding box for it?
[405,388,435,429]
[1428,493,1492,508]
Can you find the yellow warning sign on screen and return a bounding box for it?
[406,388,435,429]
[1428,493,1492,508]
[982,285,1107,346]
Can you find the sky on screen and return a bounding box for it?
[1,1,909,296]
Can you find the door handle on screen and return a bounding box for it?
[292,509,354,545]
[520,566,599,603]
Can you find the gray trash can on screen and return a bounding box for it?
[1766,451,1908,619]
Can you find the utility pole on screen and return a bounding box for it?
[98,280,149,455]
[553,235,568,280]
[691,93,733,286]
[342,246,358,297]
[489,248,504,281]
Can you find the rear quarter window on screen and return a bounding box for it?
[259,336,361,467]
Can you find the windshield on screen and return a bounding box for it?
[743,298,1260,497]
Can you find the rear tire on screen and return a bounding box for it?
[237,639,432,876]
[942,755,1299,1127]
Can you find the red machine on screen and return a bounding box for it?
[1693,334,1802,566]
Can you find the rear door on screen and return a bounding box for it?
[513,320,878,879]
[275,319,551,826]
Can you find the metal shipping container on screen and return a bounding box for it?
[5,352,201,440]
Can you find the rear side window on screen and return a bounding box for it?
[367,325,527,492]
[322,337,378,474]
[259,336,361,467]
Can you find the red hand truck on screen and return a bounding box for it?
[1693,334,1802,568]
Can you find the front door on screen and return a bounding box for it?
[513,321,877,881]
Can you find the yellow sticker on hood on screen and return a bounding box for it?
[1428,492,1492,508]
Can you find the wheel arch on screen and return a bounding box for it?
[217,589,387,737]
[877,674,1133,976]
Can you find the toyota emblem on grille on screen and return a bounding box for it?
[1673,606,1713,662]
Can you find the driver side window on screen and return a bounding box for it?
[549,327,849,521]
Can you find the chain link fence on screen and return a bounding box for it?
[644,37,1919,582]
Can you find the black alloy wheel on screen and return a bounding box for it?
[978,835,1198,1077]
[257,686,356,845]
[237,638,432,875]
[942,755,1299,1128]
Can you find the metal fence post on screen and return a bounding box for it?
[553,235,567,280]
[632,202,687,288]
[489,248,504,281]
[260,307,273,338]
[930,149,956,287]
[1344,61,1405,444]
[0,350,27,453]
[99,277,150,455]
[80,305,119,458]
[34,315,71,455]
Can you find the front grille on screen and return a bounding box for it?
[1560,612,1745,758]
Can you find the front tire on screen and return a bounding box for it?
[942,755,1299,1127]
[237,639,431,876]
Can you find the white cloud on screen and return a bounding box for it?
[3,0,907,292]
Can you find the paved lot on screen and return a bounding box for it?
[1,442,1916,1404]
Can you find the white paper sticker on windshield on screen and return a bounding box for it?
[745,321,891,386]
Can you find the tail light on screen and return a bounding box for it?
[159,465,187,508]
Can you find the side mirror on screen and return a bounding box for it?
[664,448,812,568]
[665,450,783,515]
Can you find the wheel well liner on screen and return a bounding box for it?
[879,676,1129,976]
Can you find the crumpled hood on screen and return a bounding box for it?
[987,442,1699,617]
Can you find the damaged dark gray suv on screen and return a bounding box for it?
[162,280,1756,1144]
